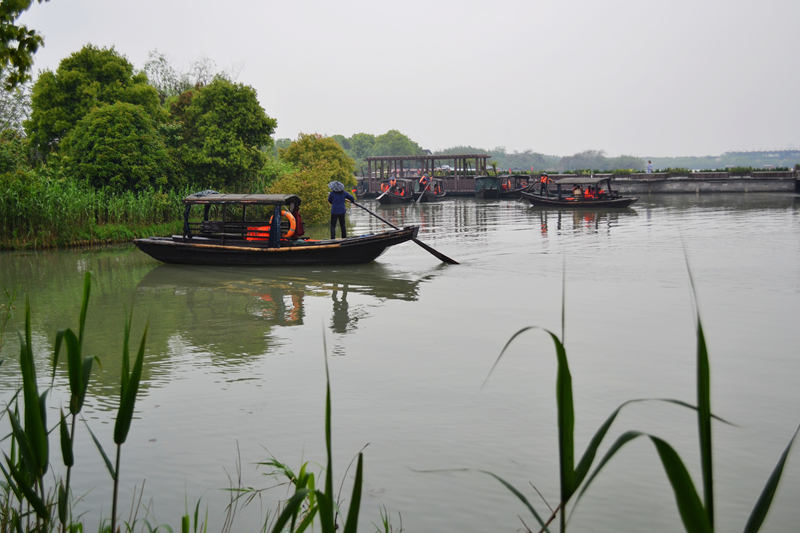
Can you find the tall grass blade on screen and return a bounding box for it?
[686,258,714,525]
[743,424,800,533]
[341,453,363,533]
[114,317,148,445]
[478,470,549,531]
[696,318,713,525]
[60,410,73,467]
[4,456,48,519]
[650,436,712,533]
[269,489,310,533]
[83,418,116,479]
[18,300,48,477]
[77,272,91,346]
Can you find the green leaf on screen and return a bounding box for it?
[743,424,800,533]
[6,455,49,519]
[83,419,116,480]
[78,272,91,347]
[342,453,363,533]
[114,320,148,445]
[58,480,68,525]
[687,259,714,525]
[650,436,712,533]
[269,489,310,533]
[19,300,49,477]
[60,409,73,467]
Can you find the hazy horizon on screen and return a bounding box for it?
[19,0,800,158]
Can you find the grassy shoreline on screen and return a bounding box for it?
[0,221,183,250]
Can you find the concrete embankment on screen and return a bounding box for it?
[611,171,798,194]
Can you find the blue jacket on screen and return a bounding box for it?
[328,191,355,215]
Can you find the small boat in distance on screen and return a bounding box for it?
[133,193,419,266]
[377,178,415,204]
[520,176,639,208]
[475,174,531,199]
[474,175,500,199]
[414,177,446,202]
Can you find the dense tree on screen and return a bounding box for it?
[143,49,236,104]
[25,45,164,156]
[265,160,338,226]
[60,102,174,192]
[279,133,355,187]
[0,0,49,89]
[0,129,29,174]
[347,132,375,160]
[0,71,31,132]
[370,129,425,157]
[175,77,276,190]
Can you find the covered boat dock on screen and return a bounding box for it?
[362,154,490,196]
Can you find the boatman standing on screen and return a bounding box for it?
[328,181,355,239]
[539,172,552,195]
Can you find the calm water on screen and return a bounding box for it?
[1,193,799,532]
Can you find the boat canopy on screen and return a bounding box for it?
[554,177,611,186]
[183,193,302,207]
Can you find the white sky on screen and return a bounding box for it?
[19,0,800,157]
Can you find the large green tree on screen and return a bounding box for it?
[25,44,163,156]
[279,133,355,187]
[371,129,425,157]
[174,77,276,190]
[0,0,49,89]
[60,102,174,192]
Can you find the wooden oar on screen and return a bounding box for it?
[349,200,459,265]
[415,177,432,204]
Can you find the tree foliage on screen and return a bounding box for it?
[143,49,235,104]
[25,44,163,156]
[0,70,31,132]
[265,160,339,226]
[371,129,425,157]
[0,128,28,174]
[173,78,276,191]
[61,102,174,192]
[0,0,49,89]
[279,133,356,188]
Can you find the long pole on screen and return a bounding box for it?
[350,201,459,265]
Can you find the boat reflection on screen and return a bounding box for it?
[536,207,638,236]
[135,263,424,358]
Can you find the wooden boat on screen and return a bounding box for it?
[133,193,419,266]
[474,175,500,199]
[520,176,639,208]
[413,177,446,202]
[498,174,531,199]
[377,178,415,204]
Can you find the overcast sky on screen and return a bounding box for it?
[19,0,800,157]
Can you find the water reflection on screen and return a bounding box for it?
[534,208,638,236]
[136,263,424,358]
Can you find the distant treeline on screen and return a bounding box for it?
[318,131,800,173]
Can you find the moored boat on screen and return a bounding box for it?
[474,175,500,199]
[133,193,419,266]
[520,176,639,208]
[377,178,415,204]
[413,177,446,202]
[497,174,531,199]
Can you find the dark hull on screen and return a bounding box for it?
[475,188,499,199]
[498,189,524,200]
[377,193,414,205]
[134,226,419,266]
[413,191,447,203]
[520,190,639,208]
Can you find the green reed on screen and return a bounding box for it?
[483,269,798,532]
[0,168,189,247]
[0,272,155,532]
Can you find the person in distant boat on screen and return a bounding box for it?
[419,175,431,192]
[390,177,397,191]
[572,184,583,199]
[585,186,595,199]
[539,172,552,195]
[328,187,355,239]
[646,160,653,174]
